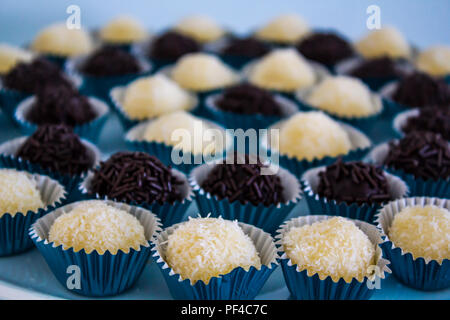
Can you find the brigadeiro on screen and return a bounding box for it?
[81,46,141,76]
[82,151,193,227]
[296,32,354,68]
[398,107,450,140]
[217,36,270,69]
[190,152,301,233]
[302,158,408,223]
[148,31,200,66]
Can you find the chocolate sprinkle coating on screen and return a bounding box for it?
[81,46,141,76]
[215,83,282,115]
[3,57,72,93]
[317,158,392,205]
[201,153,285,206]
[26,84,97,127]
[392,72,450,107]
[350,56,409,79]
[296,32,354,66]
[222,37,269,58]
[89,152,184,205]
[17,124,94,175]
[149,31,200,61]
[402,107,450,140]
[384,131,450,180]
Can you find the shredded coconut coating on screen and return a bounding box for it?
[283,217,375,282]
[249,48,316,92]
[48,201,147,254]
[123,74,193,120]
[389,205,450,263]
[416,46,450,77]
[143,111,225,155]
[32,23,93,57]
[171,53,237,91]
[0,43,33,74]
[255,14,310,44]
[100,16,148,44]
[356,26,411,59]
[307,76,376,117]
[174,15,225,43]
[165,217,261,284]
[0,169,44,217]
[275,111,352,161]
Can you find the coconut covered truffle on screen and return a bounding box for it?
[389,205,450,263]
[305,76,377,117]
[255,14,310,44]
[0,169,44,217]
[99,16,148,44]
[143,111,225,155]
[283,217,375,282]
[275,112,352,161]
[32,23,93,57]
[416,46,450,77]
[248,49,316,92]
[356,27,411,59]
[48,201,147,254]
[174,15,226,43]
[171,53,238,91]
[0,44,33,74]
[165,217,261,284]
[122,74,195,120]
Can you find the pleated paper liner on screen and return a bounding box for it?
[29,200,162,297]
[204,92,299,131]
[189,153,302,234]
[109,84,199,131]
[375,197,450,291]
[125,119,233,173]
[14,95,109,143]
[65,54,152,105]
[392,108,420,139]
[0,171,66,256]
[295,80,384,134]
[260,118,372,178]
[79,168,194,227]
[367,142,450,197]
[0,136,101,200]
[151,220,278,300]
[301,165,409,224]
[276,215,391,300]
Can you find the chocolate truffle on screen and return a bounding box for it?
[296,32,354,66]
[48,200,147,254]
[317,159,392,205]
[26,83,97,127]
[3,57,72,93]
[401,107,450,140]
[215,83,282,116]
[383,131,450,180]
[221,37,269,58]
[17,124,94,175]
[165,216,261,284]
[149,31,200,61]
[349,56,409,79]
[392,72,450,107]
[89,152,184,204]
[201,153,285,206]
[81,46,140,76]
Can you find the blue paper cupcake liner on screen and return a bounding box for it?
[14,95,109,143]
[0,136,101,201]
[189,155,302,234]
[376,197,450,291]
[301,165,409,223]
[0,172,67,256]
[29,200,162,297]
[367,143,450,198]
[276,215,391,300]
[79,169,194,227]
[151,220,279,300]
[204,92,299,131]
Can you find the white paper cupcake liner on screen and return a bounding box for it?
[392,108,421,138]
